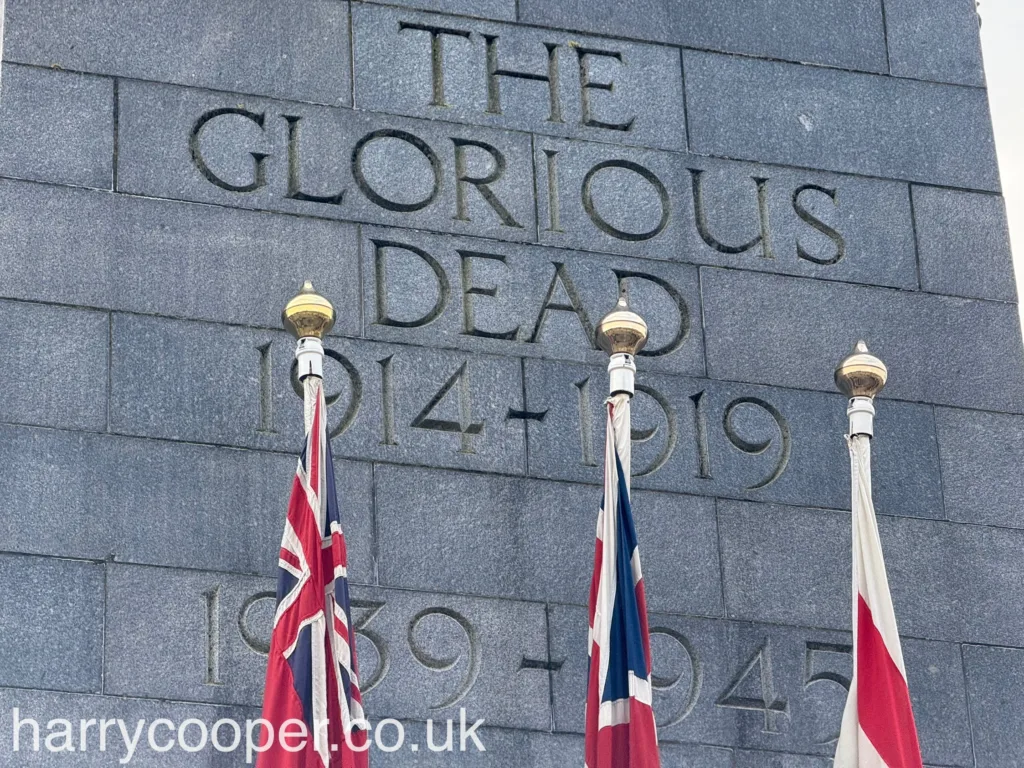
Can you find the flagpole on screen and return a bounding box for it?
[282,280,335,433]
[833,342,924,767]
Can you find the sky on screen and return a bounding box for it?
[978,0,1024,321]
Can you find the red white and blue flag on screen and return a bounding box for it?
[257,378,369,768]
[834,433,923,768]
[585,393,660,768]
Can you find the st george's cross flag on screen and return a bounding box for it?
[834,433,923,768]
[585,393,660,768]
[257,377,369,768]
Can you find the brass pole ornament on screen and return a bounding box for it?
[596,296,649,397]
[283,280,336,340]
[283,281,334,381]
[835,340,887,438]
[835,340,887,399]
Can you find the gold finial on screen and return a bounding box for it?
[596,296,648,357]
[282,281,335,340]
[835,340,888,398]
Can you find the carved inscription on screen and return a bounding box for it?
[251,340,793,494]
[176,96,874,277]
[539,142,851,272]
[351,6,684,150]
[408,608,481,709]
[204,589,483,707]
[199,588,873,753]
[715,639,790,733]
[179,100,535,240]
[363,229,701,374]
[573,380,792,491]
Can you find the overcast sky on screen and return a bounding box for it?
[978,0,1024,320]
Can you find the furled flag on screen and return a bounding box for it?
[834,432,923,768]
[257,377,369,768]
[585,393,660,768]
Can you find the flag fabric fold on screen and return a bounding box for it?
[585,393,660,768]
[834,433,923,768]
[257,377,369,768]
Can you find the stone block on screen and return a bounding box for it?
[523,359,942,517]
[0,300,108,431]
[0,64,112,188]
[701,267,1024,413]
[105,565,551,730]
[0,179,360,331]
[359,0,514,21]
[684,51,999,191]
[885,0,985,86]
[734,752,830,767]
[518,0,887,73]
[0,555,103,693]
[717,500,1024,647]
[5,0,352,105]
[963,645,1024,768]
[361,226,704,375]
[935,408,1024,528]
[374,465,724,617]
[913,186,1015,301]
[548,605,969,765]
[352,5,686,150]
[371,728,586,767]
[534,138,918,289]
[117,80,536,242]
[0,424,374,583]
[110,315,527,473]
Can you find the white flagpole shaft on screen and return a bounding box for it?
[847,395,875,438]
[606,353,637,398]
[606,353,636,489]
[296,337,325,434]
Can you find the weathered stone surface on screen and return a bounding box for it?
[523,359,942,517]
[0,0,1017,762]
[701,267,1024,413]
[685,51,999,191]
[0,180,360,332]
[534,138,918,289]
[353,5,686,151]
[0,64,112,189]
[733,753,829,768]
[105,565,550,730]
[913,186,1016,301]
[0,556,103,693]
[963,644,1024,768]
[718,501,1024,647]
[519,0,887,73]
[362,226,704,375]
[359,0,514,21]
[374,465,724,616]
[0,301,108,431]
[549,605,969,765]
[111,315,527,473]
[885,0,985,86]
[934,408,1024,528]
[117,80,536,241]
[371,727,587,767]
[5,0,352,106]
[0,424,374,583]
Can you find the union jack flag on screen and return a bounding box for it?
[585,393,660,768]
[257,378,369,768]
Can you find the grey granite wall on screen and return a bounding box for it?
[0,0,1019,765]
